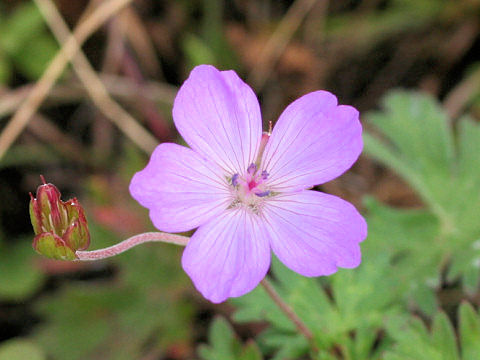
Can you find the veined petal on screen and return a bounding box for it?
[182,208,271,303]
[263,190,366,276]
[173,65,262,175]
[129,143,230,233]
[261,91,363,192]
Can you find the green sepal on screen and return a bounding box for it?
[32,233,77,261]
[29,180,90,260]
[63,220,90,252]
[29,193,42,235]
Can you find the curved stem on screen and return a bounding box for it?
[75,231,316,351]
[260,278,315,344]
[75,232,189,261]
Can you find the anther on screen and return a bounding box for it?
[231,174,239,186]
[254,190,270,197]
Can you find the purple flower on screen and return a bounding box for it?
[130,65,367,303]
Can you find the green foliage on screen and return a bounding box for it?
[182,34,218,70]
[0,145,60,168]
[385,303,480,359]
[326,0,443,52]
[198,317,263,360]
[0,238,45,301]
[0,339,46,360]
[181,0,239,70]
[364,91,480,310]
[0,49,11,84]
[364,198,441,314]
[459,302,480,359]
[232,252,405,360]
[0,0,478,357]
[32,223,194,360]
[221,90,480,358]
[229,181,453,357]
[0,1,58,83]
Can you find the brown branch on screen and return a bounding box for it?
[443,66,480,120]
[247,0,321,90]
[33,0,159,155]
[260,278,316,346]
[28,114,87,163]
[0,0,134,160]
[0,76,176,119]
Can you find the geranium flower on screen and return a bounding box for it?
[130,65,367,303]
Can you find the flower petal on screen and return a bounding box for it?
[129,143,230,233]
[261,91,363,191]
[182,208,271,303]
[263,190,366,276]
[173,65,262,175]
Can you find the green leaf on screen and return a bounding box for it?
[0,2,59,80]
[0,145,60,169]
[386,304,480,359]
[182,34,217,69]
[32,222,194,360]
[459,302,480,359]
[365,91,454,217]
[0,240,45,300]
[431,313,460,360]
[0,50,11,84]
[198,317,262,360]
[12,34,58,80]
[0,339,45,360]
[233,251,407,358]
[239,341,263,360]
[364,90,480,300]
[0,2,46,54]
[385,315,451,360]
[364,197,441,315]
[181,0,239,70]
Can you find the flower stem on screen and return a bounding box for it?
[75,232,189,261]
[75,231,316,351]
[260,278,315,345]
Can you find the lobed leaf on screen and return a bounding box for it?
[198,317,263,360]
[364,90,480,302]
[385,303,480,360]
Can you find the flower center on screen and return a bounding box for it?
[229,163,270,212]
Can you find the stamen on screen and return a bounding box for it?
[261,170,269,180]
[232,174,239,186]
[256,132,270,165]
[247,163,257,175]
[254,190,270,197]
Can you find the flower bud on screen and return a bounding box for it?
[29,177,90,260]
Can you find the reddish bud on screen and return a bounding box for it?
[30,178,90,260]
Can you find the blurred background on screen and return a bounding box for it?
[0,0,480,359]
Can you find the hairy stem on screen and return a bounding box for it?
[260,278,315,345]
[75,231,316,351]
[75,232,189,261]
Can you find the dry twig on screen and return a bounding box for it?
[0,0,134,160]
[443,65,480,120]
[28,115,87,163]
[247,0,321,90]
[0,76,176,119]
[33,0,159,155]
